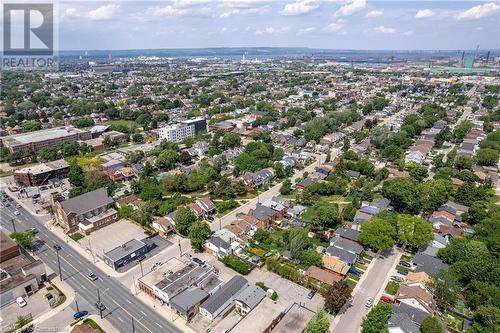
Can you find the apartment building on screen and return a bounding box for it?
[0,126,91,154]
[13,159,69,186]
[158,124,195,143]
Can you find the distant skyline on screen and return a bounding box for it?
[54,1,500,50]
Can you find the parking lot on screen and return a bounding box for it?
[78,219,150,258]
[246,269,324,310]
[0,285,53,331]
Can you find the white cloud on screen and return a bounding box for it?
[456,2,499,20]
[334,0,366,17]
[403,30,414,36]
[365,10,382,18]
[220,5,270,18]
[324,22,343,32]
[374,25,396,34]
[221,0,268,9]
[415,9,435,19]
[63,4,120,21]
[281,0,319,16]
[298,26,317,34]
[88,4,120,20]
[255,26,290,35]
[151,6,181,17]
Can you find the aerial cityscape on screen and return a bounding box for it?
[0,1,499,333]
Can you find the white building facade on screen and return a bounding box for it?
[158,124,195,143]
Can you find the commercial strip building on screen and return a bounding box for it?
[0,231,46,307]
[13,159,69,186]
[1,126,92,154]
[102,239,149,270]
[51,188,118,234]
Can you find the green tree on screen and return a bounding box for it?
[418,179,453,213]
[304,309,330,333]
[396,214,433,249]
[175,207,197,236]
[68,163,85,187]
[299,251,323,268]
[437,238,491,265]
[156,149,179,170]
[10,229,37,248]
[361,303,392,333]
[324,281,352,314]
[279,179,292,195]
[308,202,339,231]
[430,270,460,310]
[359,217,396,251]
[408,164,428,182]
[420,316,444,333]
[476,148,498,166]
[119,204,134,218]
[189,221,211,251]
[382,177,421,213]
[289,228,310,259]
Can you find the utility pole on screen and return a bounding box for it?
[96,288,103,319]
[53,244,62,281]
[218,218,221,231]
[139,260,144,277]
[131,317,135,333]
[11,219,16,232]
[75,293,80,312]
[178,240,182,256]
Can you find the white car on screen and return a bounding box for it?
[365,297,374,308]
[14,210,20,216]
[16,297,27,307]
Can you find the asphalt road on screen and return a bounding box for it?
[332,249,401,333]
[0,204,181,333]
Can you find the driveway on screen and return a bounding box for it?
[331,249,401,333]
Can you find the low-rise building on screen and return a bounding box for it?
[102,239,150,270]
[13,159,69,186]
[200,276,249,320]
[52,188,118,234]
[0,231,46,307]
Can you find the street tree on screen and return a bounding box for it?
[304,309,330,333]
[189,221,211,251]
[361,303,392,333]
[420,316,444,333]
[175,207,197,236]
[324,281,352,314]
[359,217,396,251]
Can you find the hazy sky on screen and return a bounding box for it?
[56,0,500,50]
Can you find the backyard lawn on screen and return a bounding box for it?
[384,281,400,295]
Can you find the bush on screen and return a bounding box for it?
[223,255,252,275]
[69,233,84,242]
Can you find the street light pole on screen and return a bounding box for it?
[96,288,103,319]
[139,260,144,277]
[75,293,80,312]
[178,240,182,256]
[131,317,135,333]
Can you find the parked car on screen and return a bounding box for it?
[73,310,88,320]
[391,276,404,282]
[86,271,98,281]
[380,296,395,304]
[356,258,365,265]
[16,204,21,209]
[397,269,408,276]
[348,267,362,277]
[399,261,412,268]
[307,290,316,299]
[365,297,374,308]
[16,297,27,307]
[14,210,20,216]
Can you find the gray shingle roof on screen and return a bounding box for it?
[391,303,428,324]
[201,276,248,315]
[325,246,357,264]
[413,252,448,277]
[170,287,208,312]
[334,228,360,242]
[235,285,266,310]
[331,237,364,254]
[388,313,420,333]
[61,188,113,215]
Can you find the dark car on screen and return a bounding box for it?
[73,310,88,320]
[391,276,404,282]
[399,261,412,268]
[86,271,98,281]
[95,302,106,311]
[397,269,408,276]
[307,290,316,299]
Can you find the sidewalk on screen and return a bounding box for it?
[80,314,117,333]
[130,284,196,333]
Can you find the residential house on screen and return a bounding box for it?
[412,252,448,277]
[388,313,420,333]
[241,168,274,189]
[395,284,436,314]
[249,203,281,225]
[333,228,360,243]
[205,237,233,259]
[322,256,350,276]
[305,266,343,287]
[151,217,175,238]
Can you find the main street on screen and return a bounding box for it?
[331,249,401,333]
[0,205,181,333]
